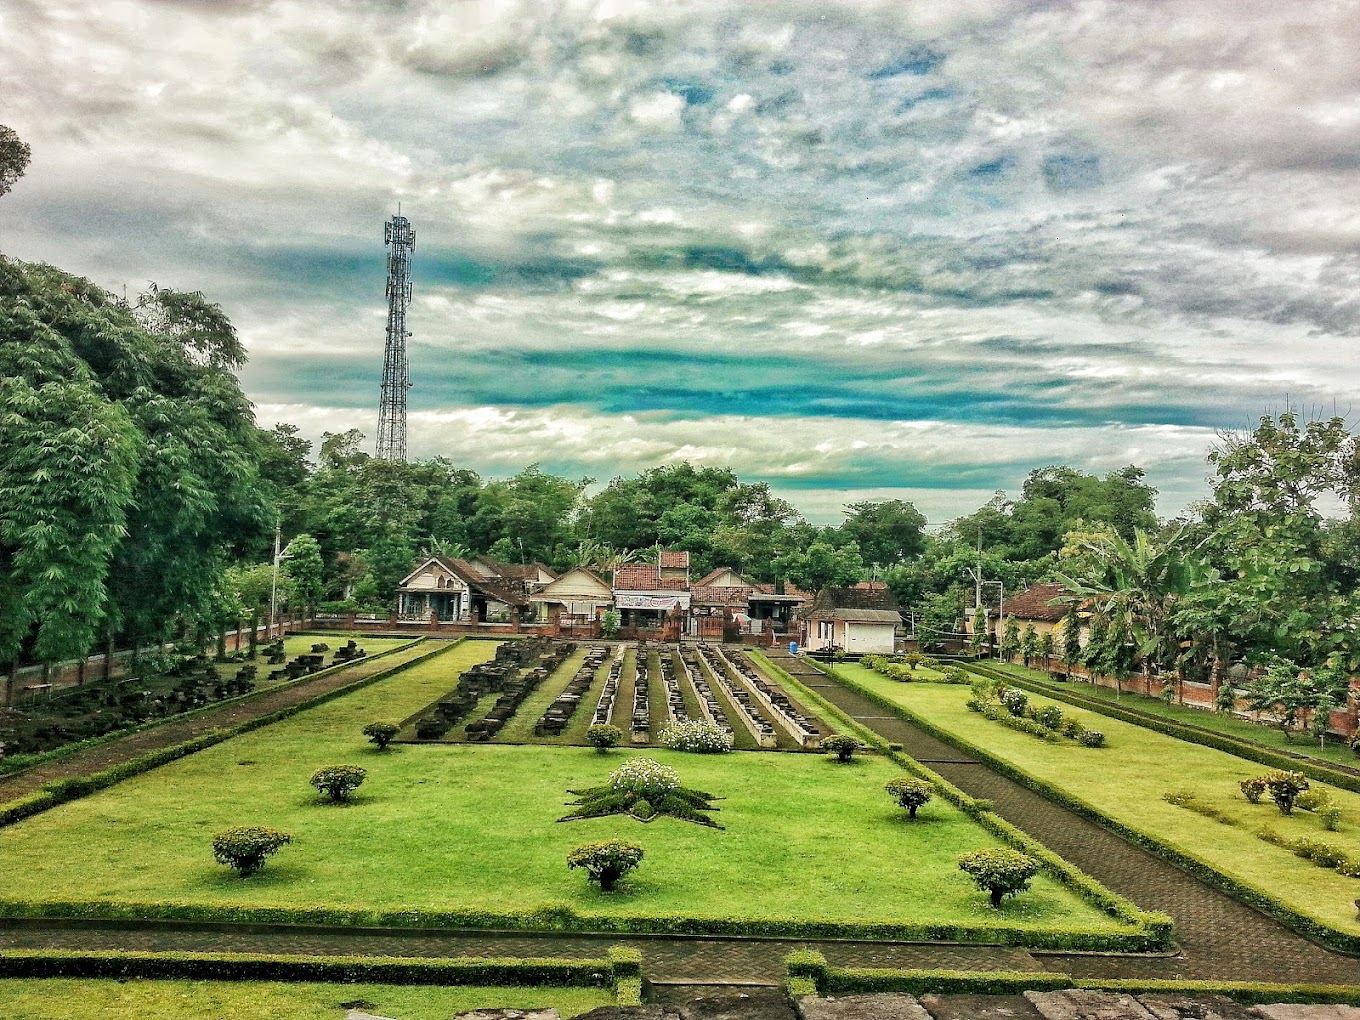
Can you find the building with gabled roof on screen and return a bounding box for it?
[799,585,901,654]
[396,555,531,624]
[530,566,614,624]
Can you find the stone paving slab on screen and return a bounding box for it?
[797,992,932,1020]
[1137,994,1257,1020]
[1025,989,1158,1020]
[922,992,1046,1020]
[1251,1007,1360,1020]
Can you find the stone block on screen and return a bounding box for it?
[1025,990,1158,1020]
[1138,993,1257,1020]
[798,993,932,1020]
[1251,1007,1360,1020]
[449,1010,561,1020]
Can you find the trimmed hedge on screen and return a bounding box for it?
[751,654,1173,951]
[0,639,456,831]
[785,955,1360,1004]
[824,660,1360,955]
[0,637,425,780]
[963,661,1360,796]
[0,948,615,987]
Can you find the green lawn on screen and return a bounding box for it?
[217,634,412,685]
[0,978,611,1019]
[831,662,1360,937]
[982,660,1360,768]
[0,643,1125,940]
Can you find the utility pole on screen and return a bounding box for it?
[376,211,415,461]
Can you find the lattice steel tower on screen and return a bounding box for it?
[376,213,415,461]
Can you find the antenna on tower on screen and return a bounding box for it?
[376,211,415,461]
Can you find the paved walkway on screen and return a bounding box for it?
[0,641,438,804]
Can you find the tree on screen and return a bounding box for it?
[309,764,367,803]
[567,840,644,892]
[821,734,864,763]
[957,848,1041,907]
[283,534,324,612]
[1001,617,1020,663]
[969,605,988,656]
[1020,623,1038,668]
[212,826,291,877]
[885,777,934,818]
[777,541,864,594]
[1060,611,1083,678]
[840,500,926,567]
[363,722,400,751]
[0,124,30,200]
[1241,657,1349,744]
[1036,630,1055,670]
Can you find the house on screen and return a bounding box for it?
[963,583,1073,642]
[611,561,690,632]
[689,567,806,638]
[799,585,901,654]
[396,556,532,624]
[530,567,614,624]
[468,557,558,591]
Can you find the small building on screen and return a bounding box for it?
[530,567,614,625]
[799,585,901,654]
[612,560,690,632]
[963,583,1072,642]
[396,556,532,624]
[689,567,806,638]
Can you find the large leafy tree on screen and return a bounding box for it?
[840,499,926,567]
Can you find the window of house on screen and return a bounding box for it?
[817,620,833,640]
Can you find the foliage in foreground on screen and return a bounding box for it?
[885,777,934,818]
[957,848,1041,907]
[211,826,291,877]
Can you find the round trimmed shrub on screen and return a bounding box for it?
[212,826,291,877]
[999,688,1028,717]
[310,764,367,803]
[586,723,624,753]
[1077,728,1106,748]
[885,777,934,818]
[609,758,680,799]
[1035,705,1064,730]
[567,839,644,891]
[821,734,864,763]
[362,721,400,751]
[957,848,1041,907]
[660,719,734,754]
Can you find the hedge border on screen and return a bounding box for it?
[962,660,1360,795]
[817,660,1360,956]
[0,635,426,780]
[750,653,1172,952]
[0,638,470,830]
[785,953,1360,1003]
[0,946,628,991]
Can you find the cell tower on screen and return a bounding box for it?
[376,212,415,461]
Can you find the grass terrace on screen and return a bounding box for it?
[0,978,613,1019]
[0,641,1142,946]
[827,661,1360,944]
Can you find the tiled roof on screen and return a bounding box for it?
[433,557,531,607]
[799,584,900,619]
[612,564,690,591]
[999,583,1069,622]
[695,566,739,586]
[658,550,690,569]
[690,585,755,606]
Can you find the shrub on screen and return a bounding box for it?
[885,777,934,818]
[567,840,644,891]
[1290,837,1350,870]
[1351,733,1360,759]
[1060,718,1083,739]
[585,724,624,753]
[998,688,1028,717]
[362,722,399,751]
[944,666,972,684]
[1295,789,1330,813]
[659,719,734,754]
[1263,770,1310,815]
[821,734,864,763]
[309,764,367,803]
[212,826,291,877]
[608,758,680,799]
[902,652,925,671]
[1078,729,1106,748]
[957,848,1041,908]
[1240,777,1267,804]
[1034,705,1064,730]
[1320,805,1344,832]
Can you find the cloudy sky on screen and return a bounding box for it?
[3,0,1358,524]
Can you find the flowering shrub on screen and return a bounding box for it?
[1077,728,1106,748]
[1263,770,1310,814]
[609,758,680,799]
[999,688,1028,717]
[660,720,734,754]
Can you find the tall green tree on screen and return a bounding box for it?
[839,499,926,567]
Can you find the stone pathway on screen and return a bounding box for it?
[0,640,439,804]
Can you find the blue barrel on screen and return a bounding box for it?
[788,641,799,656]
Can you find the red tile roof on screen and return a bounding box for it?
[1000,583,1070,622]
[612,564,690,591]
[658,550,690,569]
[800,585,900,620]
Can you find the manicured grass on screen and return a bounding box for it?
[0,978,611,1019]
[0,645,1122,938]
[831,663,1360,936]
[221,634,411,684]
[983,660,1360,768]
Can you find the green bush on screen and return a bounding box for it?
[1078,728,1106,748]
[998,688,1028,716]
[309,764,367,803]
[1240,777,1267,803]
[1295,789,1330,813]
[1264,770,1310,815]
[884,777,934,818]
[821,734,864,763]
[586,724,624,752]
[1035,705,1064,730]
[566,840,644,892]
[212,826,291,877]
[957,848,1041,908]
[362,721,400,751]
